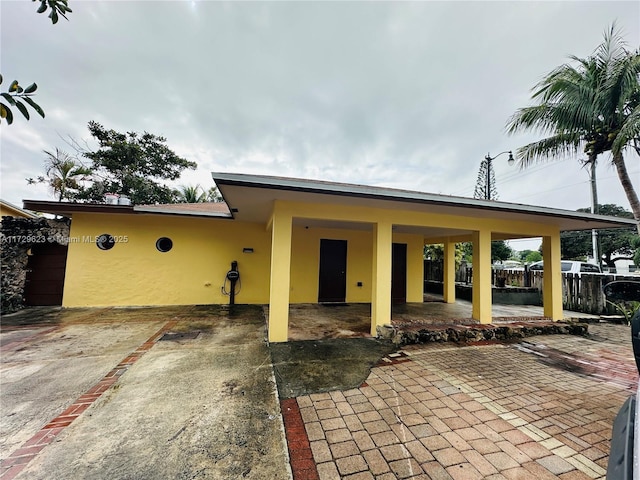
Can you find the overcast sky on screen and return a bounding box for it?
[1,1,639,251]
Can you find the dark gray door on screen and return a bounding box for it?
[318,239,347,303]
[24,243,68,306]
[392,243,407,304]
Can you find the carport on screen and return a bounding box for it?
[213,173,634,342]
[279,297,600,341]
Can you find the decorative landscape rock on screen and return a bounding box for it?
[377,320,589,346]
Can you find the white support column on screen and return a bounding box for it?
[443,240,456,303]
[371,221,392,336]
[268,209,293,342]
[471,230,492,324]
[542,234,564,321]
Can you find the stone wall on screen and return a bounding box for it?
[1,216,70,314]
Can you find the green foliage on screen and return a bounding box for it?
[176,185,207,203]
[516,250,530,262]
[452,241,513,263]
[423,244,444,260]
[606,300,640,325]
[460,242,473,262]
[523,251,542,263]
[26,148,92,201]
[174,185,222,203]
[491,240,513,262]
[207,187,223,203]
[560,204,637,266]
[0,75,45,125]
[1,1,71,125]
[506,23,640,234]
[75,122,197,205]
[33,0,72,24]
[423,244,466,268]
[632,236,640,266]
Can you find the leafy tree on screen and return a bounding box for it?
[506,23,640,235]
[560,204,637,267]
[517,250,533,262]
[26,148,91,201]
[0,75,45,125]
[517,249,542,263]
[1,1,72,125]
[175,184,224,203]
[632,236,640,266]
[451,241,512,263]
[524,251,542,263]
[176,185,207,203]
[33,0,72,24]
[75,121,197,205]
[206,186,223,202]
[491,240,513,262]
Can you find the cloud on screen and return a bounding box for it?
[1,0,638,222]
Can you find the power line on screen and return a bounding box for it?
[510,170,639,201]
[449,160,570,196]
[448,161,638,201]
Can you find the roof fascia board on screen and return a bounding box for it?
[1,199,37,218]
[212,172,636,229]
[133,206,232,218]
[23,200,134,216]
[22,200,232,219]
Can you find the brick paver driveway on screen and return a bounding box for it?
[284,323,637,480]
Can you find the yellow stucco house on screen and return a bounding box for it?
[24,173,636,342]
[1,199,37,219]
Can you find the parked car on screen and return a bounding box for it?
[605,281,640,479]
[528,260,602,274]
[492,260,524,271]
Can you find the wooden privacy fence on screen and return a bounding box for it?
[424,259,636,315]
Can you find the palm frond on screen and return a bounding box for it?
[515,133,583,168]
[612,104,640,155]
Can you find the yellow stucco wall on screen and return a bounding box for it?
[288,227,424,304]
[0,202,35,218]
[62,198,562,323]
[63,213,272,307]
[289,226,373,303]
[63,212,427,308]
[392,233,424,303]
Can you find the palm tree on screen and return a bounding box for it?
[32,148,92,201]
[506,24,640,234]
[174,185,223,203]
[176,184,207,203]
[206,186,223,202]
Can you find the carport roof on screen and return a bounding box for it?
[211,172,637,232]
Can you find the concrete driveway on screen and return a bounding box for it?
[0,305,289,480]
[1,306,637,480]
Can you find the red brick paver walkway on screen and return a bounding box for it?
[286,326,635,480]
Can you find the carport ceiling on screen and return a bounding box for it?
[291,217,471,238]
[213,172,636,232]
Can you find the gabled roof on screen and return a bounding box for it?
[211,172,637,232]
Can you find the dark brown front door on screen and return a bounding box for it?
[392,243,407,303]
[318,239,347,303]
[24,243,68,306]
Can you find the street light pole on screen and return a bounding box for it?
[474,151,515,200]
